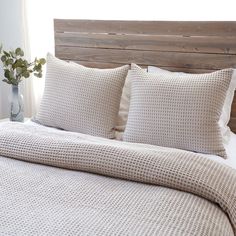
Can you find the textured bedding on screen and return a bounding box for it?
[207,132,236,169]
[0,122,236,236]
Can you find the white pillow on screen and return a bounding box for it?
[116,70,132,132]
[115,66,148,137]
[34,54,129,138]
[123,64,234,158]
[148,66,236,144]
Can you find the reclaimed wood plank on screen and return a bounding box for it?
[56,46,236,70]
[55,33,236,54]
[54,19,236,36]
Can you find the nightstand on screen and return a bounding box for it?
[0,118,30,123]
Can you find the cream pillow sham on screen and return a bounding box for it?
[123,64,233,158]
[34,54,129,138]
[148,66,236,143]
[69,62,130,139]
[116,65,236,142]
[115,67,147,138]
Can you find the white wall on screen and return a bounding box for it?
[27,0,236,60]
[0,0,23,118]
[1,0,236,118]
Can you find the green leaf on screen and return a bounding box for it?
[9,70,15,80]
[15,48,24,56]
[13,59,23,69]
[34,72,42,78]
[22,71,30,78]
[3,51,10,57]
[1,55,6,62]
[34,64,42,72]
[9,51,16,58]
[39,58,46,65]
[2,79,12,85]
[23,60,28,67]
[4,69,10,79]
[11,78,19,85]
[16,67,22,75]
[20,50,24,57]
[21,66,27,73]
[6,58,14,65]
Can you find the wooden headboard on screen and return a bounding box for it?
[54,19,236,133]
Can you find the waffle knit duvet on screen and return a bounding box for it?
[0,122,235,236]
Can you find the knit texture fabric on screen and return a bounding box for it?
[34,54,129,138]
[0,122,235,235]
[123,64,233,158]
[148,65,236,144]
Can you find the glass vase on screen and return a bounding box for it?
[10,84,24,122]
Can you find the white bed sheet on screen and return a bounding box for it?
[23,120,236,170]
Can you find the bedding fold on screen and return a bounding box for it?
[0,122,236,235]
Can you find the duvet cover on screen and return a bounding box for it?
[0,122,235,236]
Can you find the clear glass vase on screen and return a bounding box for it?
[10,84,24,122]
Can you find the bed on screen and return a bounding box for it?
[0,20,236,236]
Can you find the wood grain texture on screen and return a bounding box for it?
[56,46,236,70]
[55,33,236,54]
[232,92,236,117]
[72,61,215,73]
[54,20,236,36]
[54,19,236,133]
[229,118,236,133]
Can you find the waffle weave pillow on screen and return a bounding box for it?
[123,64,233,158]
[148,66,236,143]
[115,67,146,139]
[34,54,129,138]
